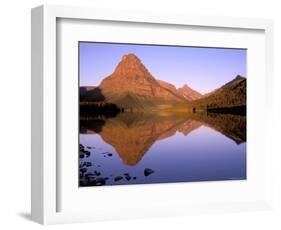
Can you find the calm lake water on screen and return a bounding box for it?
[79,112,246,186]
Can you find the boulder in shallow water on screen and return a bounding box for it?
[94,170,101,176]
[93,177,107,186]
[125,175,131,181]
[144,168,154,177]
[84,162,92,167]
[85,173,95,179]
[80,168,87,174]
[114,176,123,182]
[85,151,90,157]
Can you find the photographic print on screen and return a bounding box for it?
[79,42,247,187]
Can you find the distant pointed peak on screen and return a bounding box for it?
[221,74,246,89]
[231,75,246,83]
[235,75,246,80]
[179,84,190,90]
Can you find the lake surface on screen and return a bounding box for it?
[79,112,246,186]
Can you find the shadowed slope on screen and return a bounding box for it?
[194,75,246,110]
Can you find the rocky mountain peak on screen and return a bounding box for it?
[235,75,245,80]
[121,53,140,62]
[177,84,202,101]
[113,53,151,79]
[222,75,246,89]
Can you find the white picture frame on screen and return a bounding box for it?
[31,4,274,225]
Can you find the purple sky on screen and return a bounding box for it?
[79,42,246,94]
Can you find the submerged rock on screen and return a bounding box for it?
[85,173,95,179]
[94,170,101,176]
[125,175,131,181]
[114,176,123,182]
[144,168,154,177]
[93,177,107,186]
[123,173,131,181]
[84,162,92,167]
[85,151,90,157]
[101,152,113,157]
[80,168,87,174]
[82,177,109,186]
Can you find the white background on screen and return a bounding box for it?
[0,0,280,229]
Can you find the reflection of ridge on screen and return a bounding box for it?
[80,113,203,165]
[80,112,246,165]
[97,114,194,166]
[190,113,246,144]
[178,120,203,136]
[157,119,202,141]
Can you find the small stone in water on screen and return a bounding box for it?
[94,170,101,176]
[84,162,92,167]
[144,168,154,177]
[114,176,123,182]
[80,168,87,174]
[125,175,131,181]
[85,173,95,179]
[94,178,107,186]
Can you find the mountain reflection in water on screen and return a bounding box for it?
[79,112,246,187]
